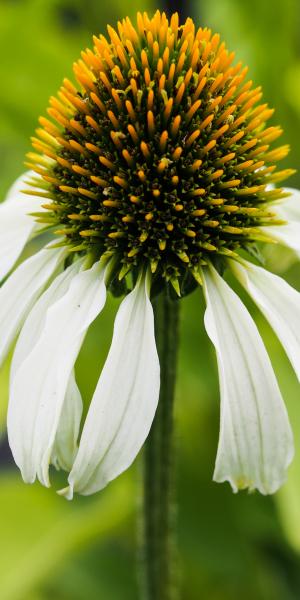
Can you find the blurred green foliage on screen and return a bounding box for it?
[1,0,300,598]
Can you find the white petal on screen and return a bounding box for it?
[231,259,300,383]
[51,372,83,472]
[260,188,300,256]
[0,244,66,366]
[6,170,37,200]
[60,272,160,499]
[202,264,294,495]
[272,188,300,222]
[11,259,83,379]
[8,260,108,487]
[10,261,84,474]
[0,171,44,280]
[260,223,300,256]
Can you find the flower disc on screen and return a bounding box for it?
[27,10,293,286]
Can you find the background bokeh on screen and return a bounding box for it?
[1,0,300,598]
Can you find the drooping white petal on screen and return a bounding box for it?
[0,244,66,366]
[202,264,294,495]
[11,259,83,378]
[231,259,300,383]
[10,261,84,473]
[260,222,300,256]
[0,171,44,280]
[5,170,37,201]
[51,372,83,472]
[272,188,300,222]
[8,260,108,487]
[59,272,160,499]
[260,187,300,256]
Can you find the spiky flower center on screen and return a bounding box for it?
[26,11,293,286]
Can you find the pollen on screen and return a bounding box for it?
[26,10,294,289]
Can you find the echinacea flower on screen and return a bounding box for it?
[2,10,300,498]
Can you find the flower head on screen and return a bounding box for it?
[1,11,300,498]
[26,10,293,293]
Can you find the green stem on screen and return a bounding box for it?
[139,289,180,600]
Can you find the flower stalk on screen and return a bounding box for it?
[140,289,180,600]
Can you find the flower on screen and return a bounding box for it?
[2,10,300,497]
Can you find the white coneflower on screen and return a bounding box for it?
[1,10,299,500]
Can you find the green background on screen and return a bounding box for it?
[1,0,300,598]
